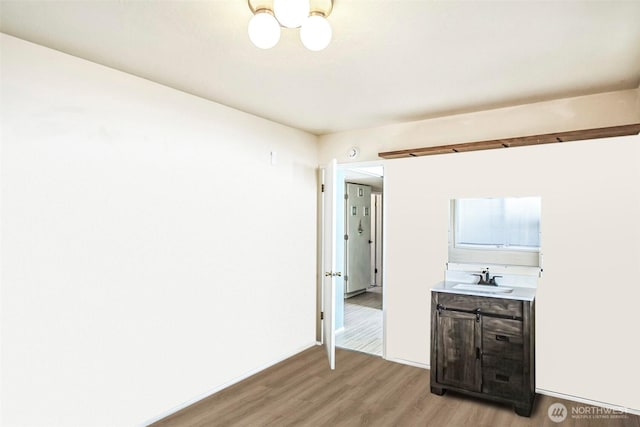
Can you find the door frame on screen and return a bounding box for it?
[317,160,387,360]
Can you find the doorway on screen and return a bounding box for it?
[335,163,384,357]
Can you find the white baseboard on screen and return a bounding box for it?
[536,388,639,416]
[139,342,317,426]
[140,345,638,425]
[384,360,639,416]
[384,356,429,370]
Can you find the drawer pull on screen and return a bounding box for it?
[496,374,510,382]
[496,334,510,342]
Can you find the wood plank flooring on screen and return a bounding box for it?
[150,346,640,427]
[336,288,383,356]
[345,287,382,310]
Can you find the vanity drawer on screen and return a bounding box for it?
[482,332,523,360]
[482,356,524,398]
[436,293,523,318]
[482,318,523,359]
[483,317,522,335]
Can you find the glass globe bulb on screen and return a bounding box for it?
[248,11,281,49]
[300,15,332,51]
[274,0,309,28]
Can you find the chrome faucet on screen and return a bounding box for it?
[473,269,502,286]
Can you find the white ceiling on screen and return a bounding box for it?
[2,0,639,135]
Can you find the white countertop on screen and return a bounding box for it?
[431,281,536,301]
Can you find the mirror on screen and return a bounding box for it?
[449,197,541,267]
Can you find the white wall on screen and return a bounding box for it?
[319,85,640,412]
[386,137,640,412]
[0,34,318,427]
[324,136,640,411]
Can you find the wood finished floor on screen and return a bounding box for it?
[345,287,383,310]
[336,288,383,356]
[150,346,640,427]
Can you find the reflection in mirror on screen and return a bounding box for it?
[449,197,542,267]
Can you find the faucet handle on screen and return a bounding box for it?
[489,275,502,285]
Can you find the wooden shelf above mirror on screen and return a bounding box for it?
[378,123,640,159]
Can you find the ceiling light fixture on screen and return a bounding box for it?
[248,9,280,49]
[273,0,309,28]
[248,0,333,51]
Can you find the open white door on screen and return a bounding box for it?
[322,159,337,370]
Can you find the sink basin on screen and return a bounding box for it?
[453,284,514,293]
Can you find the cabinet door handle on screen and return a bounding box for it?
[496,374,510,382]
[496,334,509,342]
[476,347,480,359]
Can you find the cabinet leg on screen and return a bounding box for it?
[430,386,446,396]
[514,403,533,417]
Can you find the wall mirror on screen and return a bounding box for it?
[449,196,542,267]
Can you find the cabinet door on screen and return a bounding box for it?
[436,310,482,392]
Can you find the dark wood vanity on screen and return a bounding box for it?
[430,291,536,416]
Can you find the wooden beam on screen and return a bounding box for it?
[378,123,640,159]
